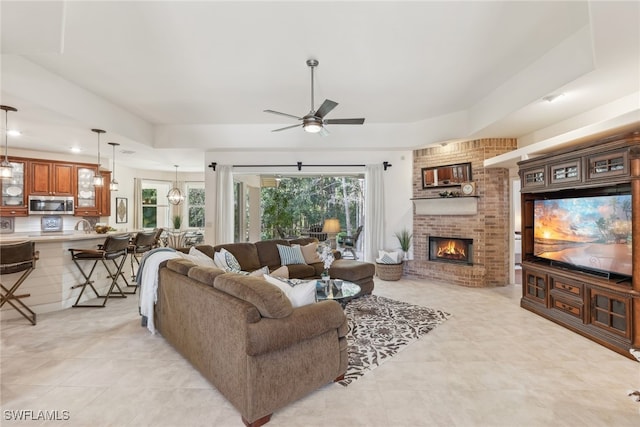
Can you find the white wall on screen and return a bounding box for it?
[203,150,413,251]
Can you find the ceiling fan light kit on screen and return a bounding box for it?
[265,59,365,134]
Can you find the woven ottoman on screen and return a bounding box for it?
[329,259,375,297]
[375,262,404,281]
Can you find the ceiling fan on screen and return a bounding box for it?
[264,59,365,135]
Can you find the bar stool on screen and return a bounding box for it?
[0,241,39,325]
[127,230,157,291]
[68,234,131,308]
[152,228,164,248]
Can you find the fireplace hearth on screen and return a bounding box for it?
[429,236,473,265]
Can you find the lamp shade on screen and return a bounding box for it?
[322,218,341,233]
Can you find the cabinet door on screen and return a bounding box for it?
[98,171,111,216]
[52,163,74,195]
[0,159,28,216]
[588,288,631,339]
[523,267,548,306]
[520,167,545,190]
[75,166,100,216]
[30,161,53,195]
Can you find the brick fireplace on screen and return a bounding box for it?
[406,138,517,287]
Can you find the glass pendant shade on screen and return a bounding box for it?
[0,105,17,179]
[167,165,184,205]
[91,128,105,187]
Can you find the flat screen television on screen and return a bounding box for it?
[533,194,633,278]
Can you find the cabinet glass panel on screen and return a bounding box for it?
[588,150,628,179]
[591,290,629,336]
[1,161,25,207]
[77,167,96,208]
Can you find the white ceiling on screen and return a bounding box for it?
[1,1,639,172]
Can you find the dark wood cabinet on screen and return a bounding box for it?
[518,131,640,359]
[29,161,74,196]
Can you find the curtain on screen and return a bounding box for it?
[364,164,385,263]
[133,177,143,230]
[215,165,234,245]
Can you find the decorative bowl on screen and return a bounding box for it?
[95,225,109,234]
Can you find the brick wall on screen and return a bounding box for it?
[405,138,517,287]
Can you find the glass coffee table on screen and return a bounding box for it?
[316,280,360,306]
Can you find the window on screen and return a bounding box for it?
[141,180,171,229]
[185,182,205,228]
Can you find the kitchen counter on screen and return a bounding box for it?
[0,231,134,321]
[0,230,126,243]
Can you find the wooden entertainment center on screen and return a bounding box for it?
[518,131,640,359]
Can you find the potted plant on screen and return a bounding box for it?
[395,228,413,261]
[172,215,182,231]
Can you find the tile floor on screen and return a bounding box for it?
[1,277,639,426]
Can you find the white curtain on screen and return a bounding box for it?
[364,164,385,263]
[215,165,234,245]
[133,177,143,230]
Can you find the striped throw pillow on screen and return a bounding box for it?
[222,248,242,271]
[277,244,306,266]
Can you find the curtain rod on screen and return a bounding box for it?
[208,161,392,172]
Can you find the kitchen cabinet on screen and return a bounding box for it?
[29,161,75,196]
[75,166,110,217]
[0,158,28,216]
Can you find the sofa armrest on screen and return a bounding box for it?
[246,300,346,356]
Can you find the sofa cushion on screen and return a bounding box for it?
[213,243,262,272]
[277,244,306,266]
[286,263,317,279]
[255,239,290,269]
[187,265,226,286]
[166,258,196,275]
[213,273,293,319]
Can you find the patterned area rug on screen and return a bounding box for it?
[339,294,451,386]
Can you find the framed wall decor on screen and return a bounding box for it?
[116,197,128,223]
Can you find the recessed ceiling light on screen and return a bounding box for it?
[70,147,82,153]
[7,129,21,136]
[542,93,565,103]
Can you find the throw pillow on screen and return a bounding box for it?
[276,244,306,266]
[377,250,400,264]
[213,251,228,270]
[300,242,321,264]
[186,247,216,267]
[263,274,316,308]
[223,248,242,271]
[249,266,270,277]
[270,265,289,278]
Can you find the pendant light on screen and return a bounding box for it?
[167,164,184,205]
[0,105,17,179]
[91,128,105,186]
[108,142,119,191]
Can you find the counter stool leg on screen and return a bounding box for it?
[71,259,106,308]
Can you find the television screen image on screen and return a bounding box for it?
[534,194,632,278]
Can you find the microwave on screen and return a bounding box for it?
[28,196,75,215]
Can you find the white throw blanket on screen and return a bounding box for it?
[138,249,182,334]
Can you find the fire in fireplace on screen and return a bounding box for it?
[429,236,473,264]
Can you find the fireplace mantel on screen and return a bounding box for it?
[412,197,478,215]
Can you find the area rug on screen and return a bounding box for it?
[339,294,451,386]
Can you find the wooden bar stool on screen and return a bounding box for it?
[0,241,39,325]
[68,234,131,307]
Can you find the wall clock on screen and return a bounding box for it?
[461,182,476,196]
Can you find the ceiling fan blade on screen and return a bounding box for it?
[324,118,365,125]
[315,99,338,118]
[271,124,302,132]
[318,126,330,137]
[264,109,302,120]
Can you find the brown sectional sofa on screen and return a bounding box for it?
[156,259,349,427]
[191,237,375,296]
